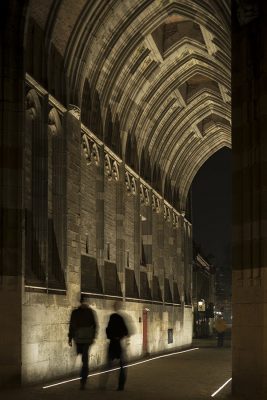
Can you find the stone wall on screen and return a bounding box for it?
[6,72,194,385]
[21,295,193,384]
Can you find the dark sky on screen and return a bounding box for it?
[191,147,232,267]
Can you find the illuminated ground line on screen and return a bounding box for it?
[43,347,199,389]
[211,377,232,397]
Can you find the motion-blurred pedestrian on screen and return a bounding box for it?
[101,301,129,391]
[68,295,97,390]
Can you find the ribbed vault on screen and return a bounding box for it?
[27,0,231,210]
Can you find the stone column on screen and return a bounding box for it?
[64,107,81,305]
[116,162,125,298]
[134,178,141,294]
[232,3,267,398]
[156,199,165,302]
[96,145,105,291]
[0,0,27,386]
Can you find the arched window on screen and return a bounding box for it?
[25,88,47,286]
[47,108,66,289]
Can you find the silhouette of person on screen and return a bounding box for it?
[101,301,129,391]
[214,315,227,347]
[68,295,97,390]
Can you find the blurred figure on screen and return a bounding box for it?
[68,295,97,390]
[214,315,227,347]
[101,301,129,391]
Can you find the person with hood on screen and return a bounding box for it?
[68,295,97,390]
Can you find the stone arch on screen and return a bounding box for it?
[140,148,152,184]
[173,187,180,211]
[152,163,163,195]
[81,78,92,129]
[164,176,173,205]
[47,108,66,289]
[25,16,45,88]
[113,114,122,158]
[91,90,103,139]
[104,105,113,148]
[25,88,47,285]
[125,132,139,172]
[180,143,231,210]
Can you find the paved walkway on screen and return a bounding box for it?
[1,338,233,400]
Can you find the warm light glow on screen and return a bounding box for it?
[43,347,199,389]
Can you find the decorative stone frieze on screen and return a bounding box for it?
[131,176,137,195]
[104,152,120,181]
[104,153,112,179]
[68,104,81,120]
[152,193,161,213]
[112,159,119,181]
[125,171,137,195]
[82,134,91,165]
[140,183,150,205]
[82,133,100,166]
[92,143,100,165]
[25,89,38,120]
[48,108,60,136]
[125,171,131,193]
[163,203,171,222]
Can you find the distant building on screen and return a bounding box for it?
[192,248,216,337]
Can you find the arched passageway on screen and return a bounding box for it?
[0,1,266,398]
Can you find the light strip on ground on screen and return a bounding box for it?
[211,377,232,397]
[43,347,199,389]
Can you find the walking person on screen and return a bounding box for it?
[68,295,97,390]
[214,315,227,347]
[101,301,129,391]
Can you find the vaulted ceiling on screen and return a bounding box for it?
[28,0,231,209]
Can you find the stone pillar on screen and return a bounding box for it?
[134,178,141,293]
[156,199,165,302]
[96,145,105,290]
[232,3,267,398]
[179,215,185,326]
[0,0,27,386]
[116,162,125,298]
[64,108,81,304]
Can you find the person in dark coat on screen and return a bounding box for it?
[102,301,129,391]
[68,295,97,390]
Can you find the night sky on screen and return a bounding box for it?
[191,147,232,268]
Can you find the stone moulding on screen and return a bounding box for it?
[164,203,171,222]
[81,133,100,166]
[104,152,120,181]
[125,171,137,196]
[140,183,150,206]
[68,104,81,119]
[152,193,161,213]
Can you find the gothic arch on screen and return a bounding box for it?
[81,78,92,129]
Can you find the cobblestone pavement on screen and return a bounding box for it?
[1,338,233,400]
